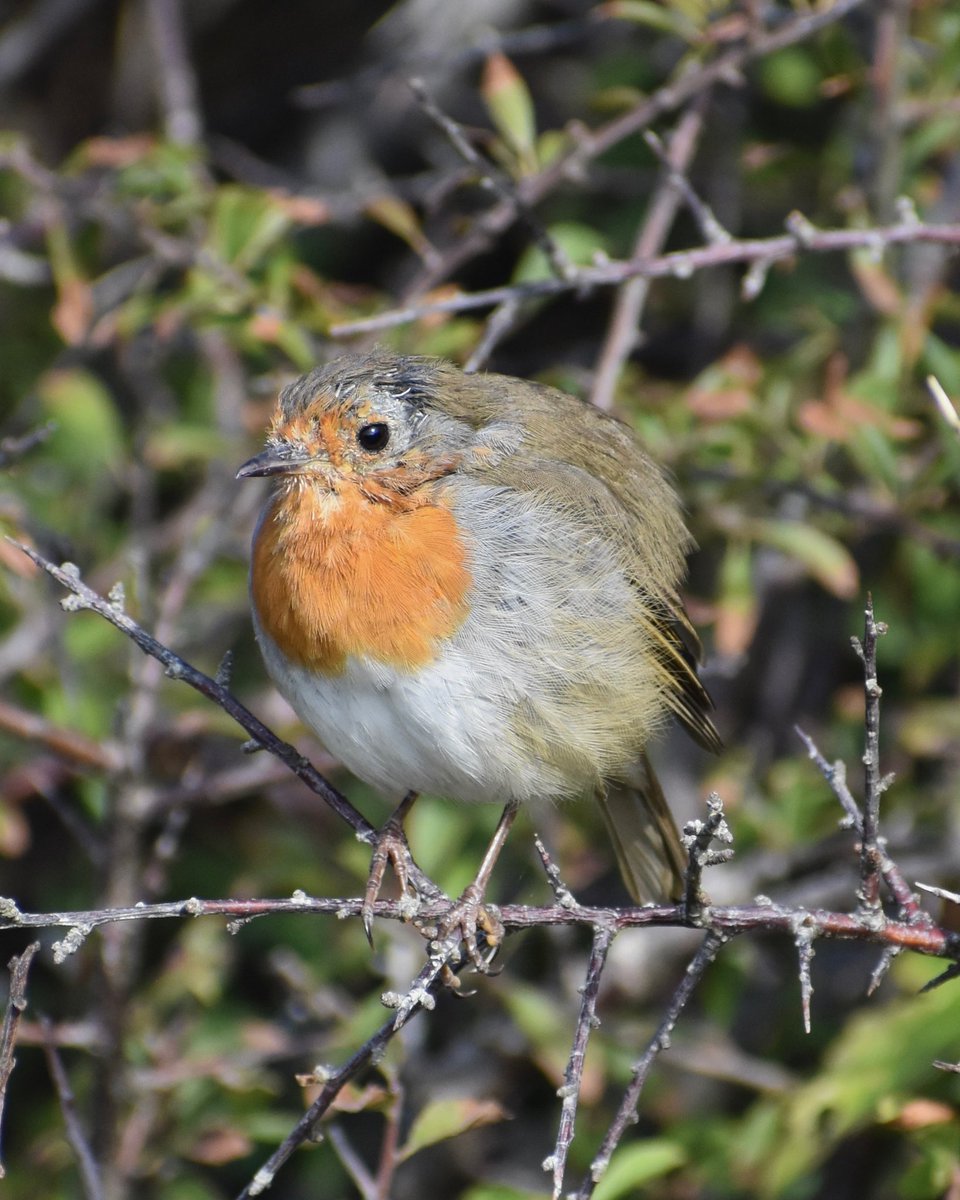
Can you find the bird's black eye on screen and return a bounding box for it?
[357,422,390,452]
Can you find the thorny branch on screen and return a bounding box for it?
[573,933,725,1200]
[401,0,873,295]
[330,218,960,337]
[8,540,443,908]
[853,597,888,918]
[548,922,615,1200]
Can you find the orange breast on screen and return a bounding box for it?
[251,480,471,674]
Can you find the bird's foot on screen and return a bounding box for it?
[418,884,505,978]
[362,791,420,942]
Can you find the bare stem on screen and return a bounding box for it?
[574,932,724,1199]
[0,942,40,1178]
[549,922,616,1199]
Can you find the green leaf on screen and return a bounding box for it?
[593,1138,687,1198]
[758,48,823,108]
[482,53,538,175]
[745,518,859,599]
[399,1098,508,1163]
[513,221,609,284]
[208,186,293,270]
[38,368,125,479]
[600,2,701,42]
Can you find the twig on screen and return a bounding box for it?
[463,297,523,373]
[852,597,887,919]
[8,540,444,904]
[372,1074,404,1200]
[866,945,900,996]
[11,545,363,833]
[682,794,734,921]
[145,0,203,148]
[40,1016,105,1200]
[795,727,862,830]
[409,77,573,280]
[238,1014,404,1198]
[0,422,56,468]
[642,124,730,247]
[238,951,451,1198]
[548,922,615,1200]
[0,697,121,770]
[0,942,40,1177]
[532,833,580,910]
[0,895,956,960]
[574,932,724,1199]
[331,218,960,337]
[0,0,103,89]
[927,375,960,437]
[327,1124,378,1200]
[795,724,927,927]
[591,102,708,410]
[402,0,872,295]
[794,919,816,1034]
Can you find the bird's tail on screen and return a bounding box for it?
[595,752,686,903]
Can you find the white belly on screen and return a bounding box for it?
[256,624,553,804]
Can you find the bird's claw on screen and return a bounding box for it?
[420,883,505,977]
[361,812,420,943]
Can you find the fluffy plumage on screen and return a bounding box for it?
[241,349,720,901]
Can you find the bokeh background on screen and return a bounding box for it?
[0,1,958,1197]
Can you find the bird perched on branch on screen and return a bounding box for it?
[238,350,720,940]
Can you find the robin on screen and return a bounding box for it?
[237,349,720,943]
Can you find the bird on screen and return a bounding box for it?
[237,349,720,934]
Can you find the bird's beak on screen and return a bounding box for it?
[236,446,309,479]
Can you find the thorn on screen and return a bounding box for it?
[215,649,234,689]
[866,945,899,996]
[919,961,960,994]
[794,922,816,1034]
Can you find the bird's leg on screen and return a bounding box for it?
[424,800,518,976]
[362,789,421,943]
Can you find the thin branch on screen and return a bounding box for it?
[794,920,816,1034]
[532,833,580,910]
[795,724,928,927]
[1,894,955,963]
[0,698,121,771]
[327,1124,378,1200]
[927,375,960,438]
[0,942,40,1177]
[409,77,573,281]
[548,922,616,1200]
[403,0,872,294]
[641,123,730,247]
[10,545,355,832]
[463,297,524,374]
[0,422,56,468]
[682,794,735,921]
[574,932,724,1199]
[591,101,708,411]
[40,1017,105,1200]
[238,951,453,1199]
[145,0,203,148]
[330,218,960,337]
[852,597,887,919]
